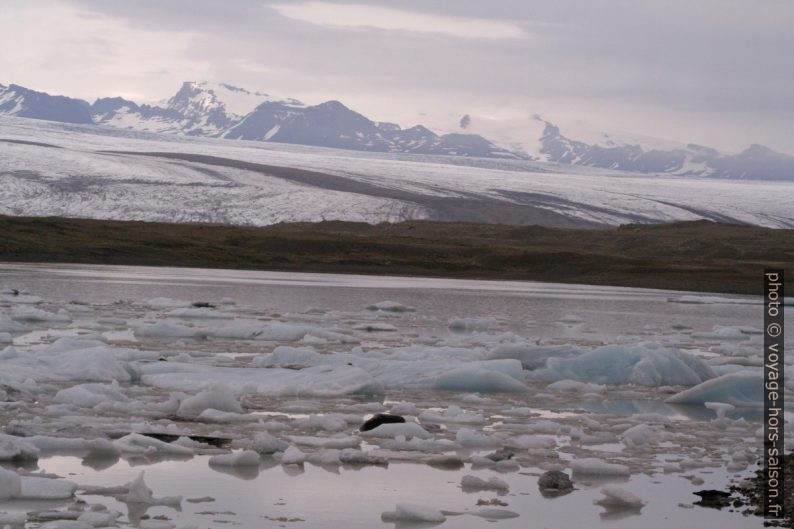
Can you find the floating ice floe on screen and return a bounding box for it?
[167,307,233,319]
[209,450,260,467]
[54,381,129,409]
[546,379,606,394]
[456,428,500,449]
[177,384,243,417]
[460,475,509,492]
[533,343,714,386]
[281,445,307,465]
[621,424,668,448]
[140,363,384,397]
[211,322,358,343]
[20,476,78,500]
[0,434,40,461]
[0,337,155,386]
[691,325,751,340]
[0,315,25,332]
[418,405,485,424]
[144,297,192,310]
[595,486,645,510]
[381,503,445,523]
[668,295,760,305]
[251,346,322,368]
[134,322,208,339]
[10,306,71,323]
[365,301,415,313]
[570,458,630,476]
[487,343,580,370]
[666,371,762,407]
[0,467,76,500]
[434,366,528,393]
[114,434,194,456]
[126,471,182,506]
[448,317,498,332]
[704,401,736,418]
[25,436,120,457]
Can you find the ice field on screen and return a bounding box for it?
[1,117,793,228]
[0,263,789,528]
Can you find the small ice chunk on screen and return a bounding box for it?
[570,458,630,476]
[705,401,736,419]
[39,522,93,529]
[546,379,606,394]
[0,434,40,461]
[488,343,580,370]
[366,301,415,312]
[19,476,77,499]
[418,406,484,424]
[692,325,750,340]
[126,471,181,505]
[508,434,556,450]
[251,432,289,454]
[381,503,445,523]
[471,509,520,519]
[134,322,207,339]
[456,428,500,449]
[0,467,22,500]
[145,297,192,309]
[10,306,70,323]
[209,450,260,467]
[77,511,121,527]
[197,409,255,423]
[339,448,388,466]
[114,434,193,456]
[281,446,307,465]
[167,308,233,319]
[252,346,321,368]
[177,384,243,417]
[0,512,26,527]
[595,486,645,510]
[54,382,129,409]
[460,475,509,492]
[621,424,664,448]
[0,315,25,332]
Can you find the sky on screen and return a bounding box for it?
[1,0,792,154]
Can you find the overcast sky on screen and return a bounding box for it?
[1,0,792,153]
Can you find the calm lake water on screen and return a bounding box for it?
[0,263,780,529]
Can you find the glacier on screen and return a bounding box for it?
[1,116,792,228]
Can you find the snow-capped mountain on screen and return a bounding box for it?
[533,118,794,180]
[224,99,511,157]
[0,83,93,124]
[1,81,792,179]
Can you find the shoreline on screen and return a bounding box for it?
[1,215,791,295]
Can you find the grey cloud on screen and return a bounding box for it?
[9,0,794,152]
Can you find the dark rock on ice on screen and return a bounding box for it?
[538,470,574,495]
[485,448,515,462]
[359,413,406,432]
[693,490,732,509]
